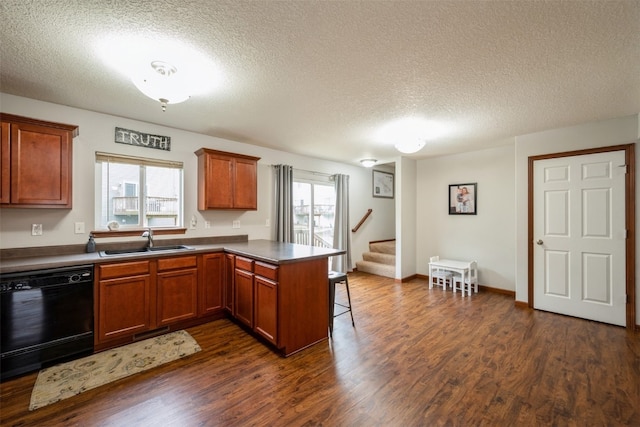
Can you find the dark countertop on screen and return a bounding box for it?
[0,239,345,274]
[224,240,345,265]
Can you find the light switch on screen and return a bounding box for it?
[31,224,43,236]
[74,222,85,234]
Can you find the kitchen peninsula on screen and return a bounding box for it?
[0,238,345,368]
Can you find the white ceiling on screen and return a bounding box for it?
[1,1,639,166]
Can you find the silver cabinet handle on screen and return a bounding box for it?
[536,239,544,245]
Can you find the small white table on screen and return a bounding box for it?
[428,259,474,296]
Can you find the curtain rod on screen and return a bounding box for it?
[269,164,334,178]
[295,168,334,178]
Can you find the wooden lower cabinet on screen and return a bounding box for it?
[231,257,278,345]
[254,275,277,345]
[96,253,224,350]
[95,249,329,356]
[200,253,224,316]
[97,261,152,343]
[227,254,328,355]
[234,258,254,328]
[223,253,235,314]
[157,256,198,326]
[276,257,329,355]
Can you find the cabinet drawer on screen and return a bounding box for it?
[99,260,150,280]
[157,255,197,272]
[235,256,254,272]
[254,262,278,281]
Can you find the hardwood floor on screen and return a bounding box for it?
[2,272,639,426]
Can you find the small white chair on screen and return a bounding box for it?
[429,256,453,290]
[452,261,478,296]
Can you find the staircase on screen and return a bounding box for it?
[355,240,396,279]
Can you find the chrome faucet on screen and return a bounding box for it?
[142,228,154,248]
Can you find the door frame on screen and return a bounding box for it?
[527,144,636,330]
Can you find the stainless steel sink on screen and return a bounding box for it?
[149,245,192,252]
[99,245,194,257]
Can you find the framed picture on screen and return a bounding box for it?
[373,170,394,198]
[449,183,477,215]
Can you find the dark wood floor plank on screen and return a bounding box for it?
[1,272,639,426]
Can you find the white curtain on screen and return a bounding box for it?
[332,174,352,272]
[273,165,294,243]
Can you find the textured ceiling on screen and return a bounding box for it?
[1,0,639,166]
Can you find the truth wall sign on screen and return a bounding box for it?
[115,127,171,151]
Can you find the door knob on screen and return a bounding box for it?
[536,239,544,245]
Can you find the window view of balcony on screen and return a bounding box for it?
[112,196,179,219]
[100,162,183,228]
[293,181,335,248]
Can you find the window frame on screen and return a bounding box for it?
[292,174,336,248]
[95,151,184,231]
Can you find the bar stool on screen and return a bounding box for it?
[328,271,355,337]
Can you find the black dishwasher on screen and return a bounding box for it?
[1,264,94,381]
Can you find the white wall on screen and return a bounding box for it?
[352,162,396,245]
[0,93,396,267]
[416,144,516,291]
[396,157,417,280]
[514,114,639,323]
[4,94,636,322]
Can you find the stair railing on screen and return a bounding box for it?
[352,209,372,233]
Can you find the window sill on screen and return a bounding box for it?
[91,227,187,238]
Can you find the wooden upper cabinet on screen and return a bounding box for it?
[0,113,78,208]
[202,153,234,209]
[195,148,260,210]
[233,157,258,209]
[1,122,10,204]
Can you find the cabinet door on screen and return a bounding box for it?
[204,154,234,209]
[234,268,254,328]
[157,268,198,326]
[0,122,9,204]
[224,253,235,314]
[98,274,151,343]
[234,157,258,209]
[10,122,71,207]
[254,276,278,345]
[196,148,260,210]
[200,253,224,316]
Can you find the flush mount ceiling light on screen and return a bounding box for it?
[376,117,452,154]
[132,61,191,112]
[96,34,224,112]
[394,139,426,154]
[360,159,378,168]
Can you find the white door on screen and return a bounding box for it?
[533,151,626,326]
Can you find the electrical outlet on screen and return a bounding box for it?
[190,215,197,229]
[74,222,85,234]
[205,221,211,229]
[232,220,240,229]
[31,224,43,236]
